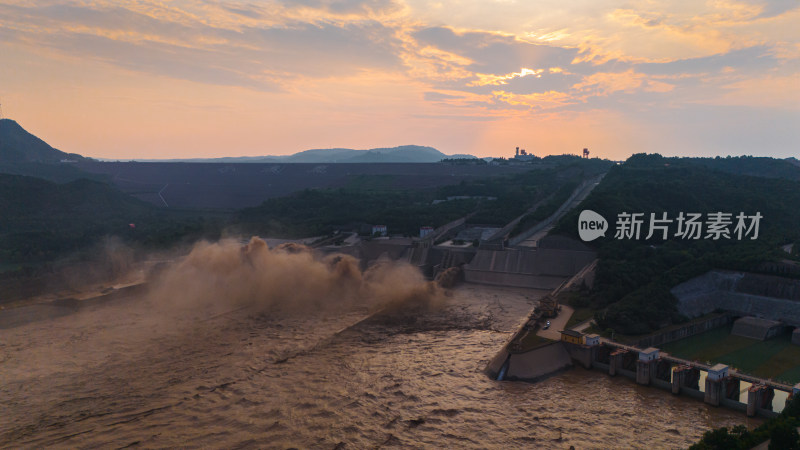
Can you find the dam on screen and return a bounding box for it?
[487,330,800,419]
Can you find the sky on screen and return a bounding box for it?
[0,0,798,160]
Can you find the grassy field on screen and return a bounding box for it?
[661,326,800,384]
[565,306,595,329]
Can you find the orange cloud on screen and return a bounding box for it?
[0,0,797,160]
[471,68,544,86]
[492,90,576,110]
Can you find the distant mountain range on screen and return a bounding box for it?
[117,145,479,164]
[0,118,481,164]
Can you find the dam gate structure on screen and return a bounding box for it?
[560,334,799,418]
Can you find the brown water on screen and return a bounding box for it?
[0,285,757,449]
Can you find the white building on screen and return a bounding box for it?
[638,347,659,362]
[707,364,729,381]
[372,225,387,236]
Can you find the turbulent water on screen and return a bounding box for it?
[1,285,757,449]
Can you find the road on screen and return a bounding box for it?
[536,304,574,340]
[516,174,605,248]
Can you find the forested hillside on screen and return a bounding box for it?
[552,154,800,334]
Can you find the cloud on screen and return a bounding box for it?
[0,1,404,90]
[573,69,674,96]
[413,27,577,74]
[423,91,463,101]
[286,0,402,15]
[637,46,778,76]
[492,90,578,111]
[1,0,797,159]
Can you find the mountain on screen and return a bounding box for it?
[0,119,97,182]
[333,146,446,163]
[282,148,363,162]
[277,145,448,163]
[0,119,86,163]
[125,145,474,163]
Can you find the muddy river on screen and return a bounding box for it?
[1,285,757,448]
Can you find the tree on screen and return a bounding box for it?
[690,427,744,450]
[769,419,800,450]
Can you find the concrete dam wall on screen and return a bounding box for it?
[463,248,596,290]
[485,342,574,382]
[671,270,800,326]
[731,317,786,340]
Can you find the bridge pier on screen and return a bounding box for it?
[635,348,659,386]
[704,364,728,407]
[588,342,793,418]
[684,367,701,391]
[725,377,741,402]
[704,379,722,406]
[609,349,625,376]
[672,365,688,395]
[747,385,761,417]
[747,384,775,417]
[636,360,652,385]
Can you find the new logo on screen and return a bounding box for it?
[578,210,608,242]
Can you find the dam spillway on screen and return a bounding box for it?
[489,333,800,419]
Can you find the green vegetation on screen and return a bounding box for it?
[451,158,610,225]
[517,330,554,351]
[238,188,480,238]
[565,306,595,330]
[1,154,612,299]
[509,180,579,237]
[691,395,800,449]
[239,157,613,237]
[686,155,800,181]
[0,162,107,183]
[557,290,599,329]
[662,326,800,383]
[551,153,800,335]
[0,174,224,265]
[440,158,486,165]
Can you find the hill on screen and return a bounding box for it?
[684,155,800,180]
[551,153,800,335]
[0,174,222,266]
[0,119,97,182]
[127,145,469,163]
[237,157,612,238]
[0,119,85,164]
[75,161,535,209]
[335,146,446,163]
[1,174,149,263]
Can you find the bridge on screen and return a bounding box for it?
[562,335,799,418]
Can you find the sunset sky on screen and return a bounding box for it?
[1,0,798,160]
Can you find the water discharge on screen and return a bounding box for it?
[0,239,758,448]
